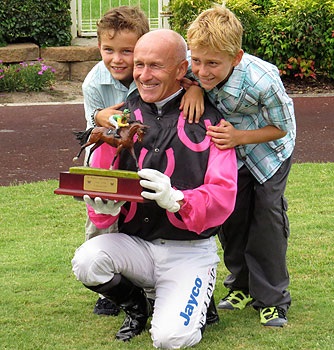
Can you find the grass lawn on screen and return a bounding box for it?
[80,0,160,32]
[0,163,333,349]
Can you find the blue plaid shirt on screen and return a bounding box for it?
[190,53,296,184]
[82,61,138,129]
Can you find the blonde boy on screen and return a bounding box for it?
[187,5,296,327]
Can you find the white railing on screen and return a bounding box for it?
[71,0,171,37]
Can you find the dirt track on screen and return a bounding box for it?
[0,96,333,186]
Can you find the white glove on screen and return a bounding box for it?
[138,168,184,213]
[83,195,125,216]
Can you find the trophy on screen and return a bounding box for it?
[54,166,145,202]
[54,110,148,203]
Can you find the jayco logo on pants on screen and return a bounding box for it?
[179,277,202,326]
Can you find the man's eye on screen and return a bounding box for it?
[151,64,162,70]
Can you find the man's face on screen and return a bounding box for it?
[133,38,186,103]
[99,30,138,88]
[190,47,242,91]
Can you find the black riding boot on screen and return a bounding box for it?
[206,294,219,325]
[86,274,151,341]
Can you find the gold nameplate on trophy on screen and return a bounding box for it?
[54,166,145,202]
[83,175,118,193]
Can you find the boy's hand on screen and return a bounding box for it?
[94,102,125,127]
[207,120,240,150]
[180,77,194,90]
[180,85,204,124]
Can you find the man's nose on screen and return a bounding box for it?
[139,65,152,79]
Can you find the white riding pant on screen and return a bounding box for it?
[72,233,220,349]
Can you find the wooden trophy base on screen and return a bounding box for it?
[54,166,145,202]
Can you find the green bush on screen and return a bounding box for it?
[0,60,56,92]
[167,0,214,39]
[169,0,334,79]
[254,0,334,79]
[224,0,261,56]
[0,0,72,47]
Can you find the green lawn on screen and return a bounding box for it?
[1,163,333,349]
[80,0,160,32]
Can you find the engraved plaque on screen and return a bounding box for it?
[84,175,118,193]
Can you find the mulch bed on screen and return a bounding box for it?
[283,77,334,95]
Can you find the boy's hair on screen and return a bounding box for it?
[187,5,243,57]
[97,6,150,43]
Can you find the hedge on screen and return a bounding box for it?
[168,0,334,79]
[0,0,72,47]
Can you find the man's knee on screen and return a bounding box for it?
[151,326,201,349]
[71,244,112,286]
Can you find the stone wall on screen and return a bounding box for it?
[0,42,101,81]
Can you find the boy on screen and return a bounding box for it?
[186,5,296,327]
[81,5,149,315]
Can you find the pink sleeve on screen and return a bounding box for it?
[178,143,237,234]
[87,144,119,229]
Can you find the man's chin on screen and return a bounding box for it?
[138,92,157,103]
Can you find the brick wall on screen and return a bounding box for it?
[0,42,101,81]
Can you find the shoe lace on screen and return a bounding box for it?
[262,306,286,320]
[277,307,287,320]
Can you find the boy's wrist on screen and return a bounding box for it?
[91,108,102,127]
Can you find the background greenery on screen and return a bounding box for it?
[168,0,334,79]
[0,0,72,47]
[1,163,333,349]
[0,0,333,79]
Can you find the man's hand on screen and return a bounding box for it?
[83,195,125,215]
[138,169,184,213]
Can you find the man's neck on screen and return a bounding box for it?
[154,88,183,110]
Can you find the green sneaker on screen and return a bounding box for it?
[260,306,288,327]
[217,290,253,310]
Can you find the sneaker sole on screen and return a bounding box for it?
[217,299,253,310]
[262,319,287,327]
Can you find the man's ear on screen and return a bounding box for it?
[177,59,189,80]
[233,49,244,67]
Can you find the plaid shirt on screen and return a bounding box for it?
[205,53,296,184]
[82,61,138,129]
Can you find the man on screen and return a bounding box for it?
[72,29,237,348]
